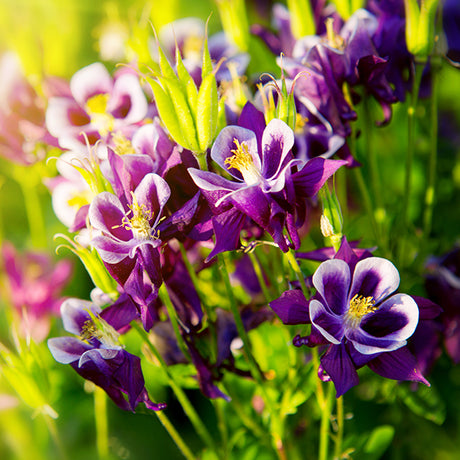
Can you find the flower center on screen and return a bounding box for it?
[80,315,120,348]
[112,132,136,155]
[86,93,115,136]
[117,192,158,241]
[346,294,377,328]
[325,17,345,50]
[224,138,261,186]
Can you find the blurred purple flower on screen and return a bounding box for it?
[46,63,148,152]
[48,297,165,412]
[1,241,72,342]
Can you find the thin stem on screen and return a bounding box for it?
[284,249,310,300]
[362,95,388,254]
[14,168,47,248]
[248,250,272,303]
[399,62,425,264]
[158,283,191,361]
[94,386,110,460]
[214,398,228,460]
[155,411,197,460]
[132,321,216,452]
[219,253,287,460]
[43,414,68,460]
[423,57,440,238]
[319,384,334,460]
[334,396,344,460]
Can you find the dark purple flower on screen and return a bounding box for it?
[189,108,345,258]
[89,173,170,330]
[425,247,460,363]
[270,238,428,396]
[48,297,165,412]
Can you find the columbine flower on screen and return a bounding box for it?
[46,63,148,152]
[48,297,165,412]
[270,238,428,396]
[189,104,345,258]
[89,173,170,330]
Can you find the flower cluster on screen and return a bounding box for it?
[0,0,458,458]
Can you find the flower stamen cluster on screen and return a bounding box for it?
[85,93,115,136]
[345,294,377,329]
[225,138,261,185]
[80,315,121,349]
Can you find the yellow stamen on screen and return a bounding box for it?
[114,192,158,241]
[346,294,377,328]
[80,316,121,348]
[85,93,115,136]
[325,17,345,50]
[112,132,136,155]
[224,138,261,186]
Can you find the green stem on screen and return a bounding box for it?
[318,384,334,460]
[155,411,197,460]
[132,322,216,452]
[248,250,272,303]
[158,283,191,361]
[423,57,440,238]
[15,168,47,248]
[195,151,208,171]
[178,242,218,360]
[334,396,344,460]
[362,95,388,253]
[219,254,287,460]
[214,398,228,460]
[94,386,110,460]
[43,414,68,460]
[399,62,424,264]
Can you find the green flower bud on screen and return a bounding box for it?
[215,0,250,52]
[329,0,366,21]
[286,0,316,38]
[146,31,219,163]
[404,0,440,61]
[319,182,343,251]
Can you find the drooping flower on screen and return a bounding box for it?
[48,297,165,412]
[270,238,428,396]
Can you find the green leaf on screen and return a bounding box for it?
[363,425,395,459]
[399,383,446,425]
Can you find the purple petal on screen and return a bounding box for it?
[237,102,266,152]
[134,173,171,225]
[210,126,259,180]
[347,294,419,355]
[261,118,294,179]
[60,298,101,335]
[410,295,442,320]
[187,167,242,194]
[70,63,113,107]
[320,343,360,397]
[313,259,350,315]
[206,208,246,261]
[48,337,92,364]
[293,158,347,197]
[109,72,148,124]
[89,192,132,241]
[367,347,430,386]
[310,299,344,344]
[91,235,135,264]
[269,289,310,325]
[349,257,400,304]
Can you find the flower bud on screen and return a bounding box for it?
[319,182,343,251]
[329,0,366,21]
[286,0,316,38]
[404,0,440,61]
[215,0,250,52]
